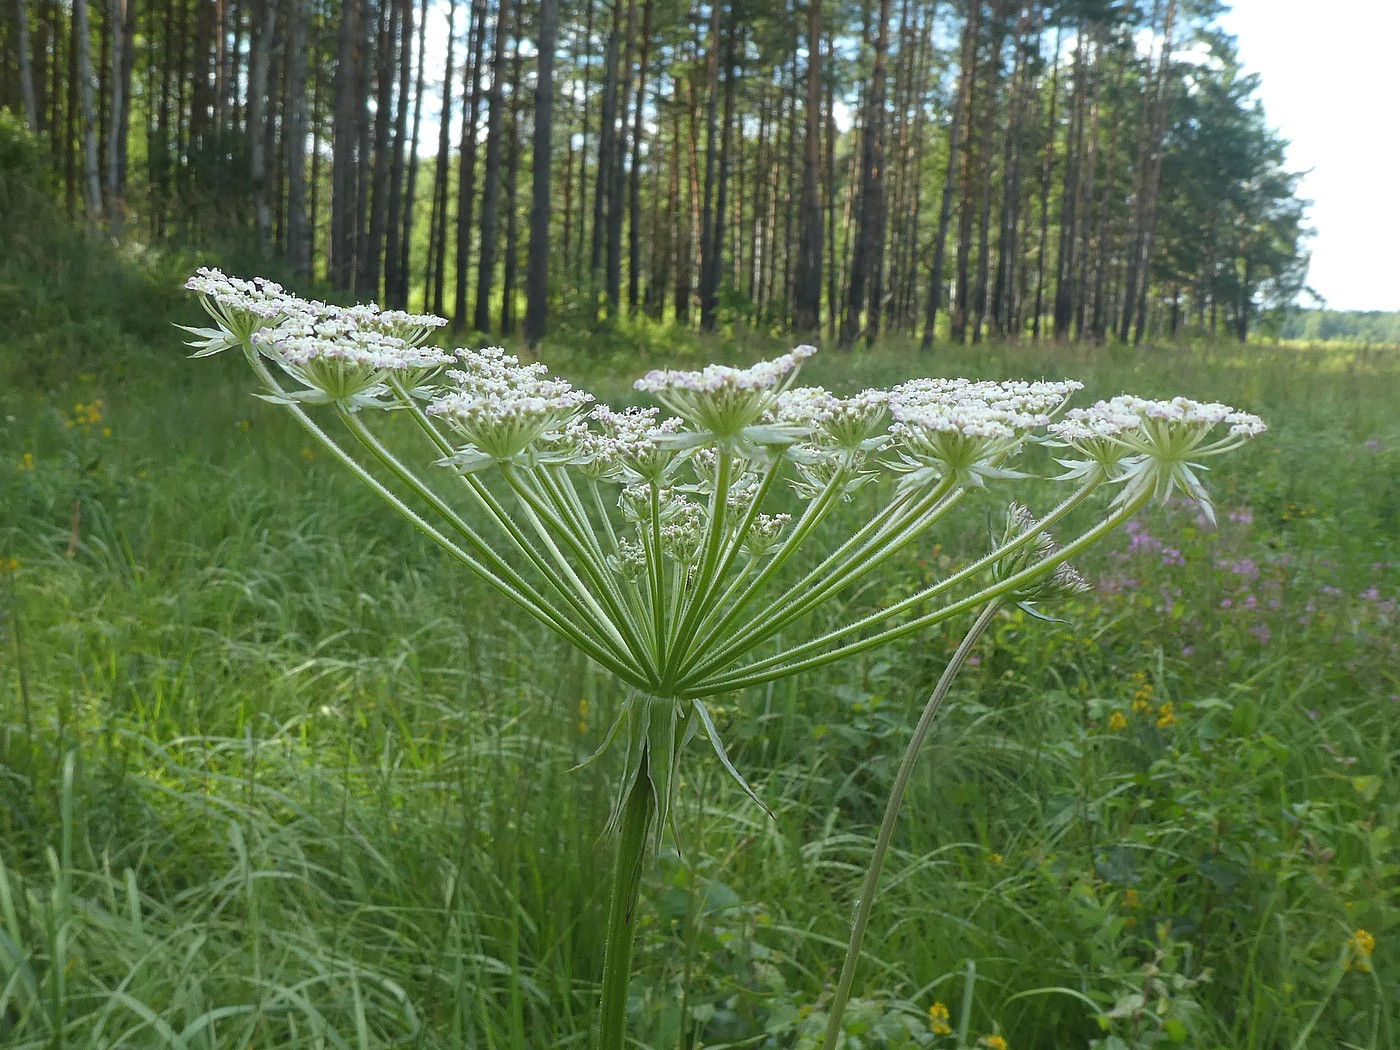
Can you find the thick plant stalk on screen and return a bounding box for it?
[597,759,655,1050]
[820,601,1003,1050]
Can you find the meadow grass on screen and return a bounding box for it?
[2,306,1398,1048]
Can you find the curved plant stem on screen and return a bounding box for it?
[820,600,1002,1050]
[597,761,655,1050]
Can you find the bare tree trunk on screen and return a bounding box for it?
[526,0,558,345]
[473,0,513,332]
[332,0,364,290]
[626,0,653,314]
[15,0,38,129]
[500,41,523,334]
[453,0,487,328]
[922,0,977,348]
[103,0,130,232]
[696,1,722,332]
[395,0,428,306]
[73,0,104,223]
[792,0,823,333]
[839,0,891,347]
[248,0,279,254]
[382,0,412,302]
[284,0,310,277]
[362,0,396,295]
[589,0,620,281]
[1031,21,1060,341]
[425,0,455,311]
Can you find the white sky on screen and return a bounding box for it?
[1218,0,1400,311]
[417,1,1399,312]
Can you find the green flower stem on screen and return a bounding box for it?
[688,486,1149,695]
[663,456,784,688]
[660,450,735,682]
[337,410,638,675]
[683,481,964,684]
[499,466,644,663]
[385,377,627,634]
[686,476,1107,692]
[597,758,655,1050]
[532,466,652,653]
[244,353,633,680]
[673,468,856,681]
[820,600,1002,1050]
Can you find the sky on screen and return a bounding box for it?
[1218,0,1400,311]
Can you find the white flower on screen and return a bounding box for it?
[180,266,299,355]
[886,378,1077,491]
[249,312,453,410]
[1063,396,1267,523]
[428,348,593,470]
[634,345,817,449]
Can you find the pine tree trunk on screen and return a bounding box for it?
[248,0,279,255]
[453,0,488,328]
[696,1,722,332]
[590,0,621,282]
[473,0,513,333]
[626,0,653,315]
[525,0,558,345]
[922,0,977,348]
[396,0,428,306]
[792,0,823,333]
[425,0,456,312]
[15,0,39,129]
[839,0,892,347]
[383,0,412,303]
[332,0,364,290]
[500,42,523,333]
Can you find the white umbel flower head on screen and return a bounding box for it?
[249,310,453,411]
[634,345,817,449]
[1076,396,1267,523]
[887,378,1080,491]
[577,405,686,484]
[428,347,594,471]
[181,267,297,355]
[775,386,892,453]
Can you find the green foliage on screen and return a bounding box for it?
[2,263,1398,1047]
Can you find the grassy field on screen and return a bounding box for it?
[2,211,1399,1049]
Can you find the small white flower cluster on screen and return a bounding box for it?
[182,268,451,409]
[428,348,593,470]
[1049,395,1268,521]
[774,386,891,452]
[633,345,818,445]
[883,378,1083,490]
[576,406,686,484]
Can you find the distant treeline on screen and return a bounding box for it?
[1277,310,1400,346]
[0,0,1309,347]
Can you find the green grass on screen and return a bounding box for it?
[1,159,1397,1046]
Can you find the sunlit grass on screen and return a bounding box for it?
[2,331,1397,1048]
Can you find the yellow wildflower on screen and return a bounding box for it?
[1348,929,1375,972]
[17,452,34,472]
[1124,887,1140,909]
[1,558,20,573]
[578,698,590,734]
[987,852,1004,865]
[300,447,317,461]
[1156,702,1175,729]
[1131,698,1152,714]
[1108,711,1128,732]
[980,1035,1008,1050]
[928,1001,952,1036]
